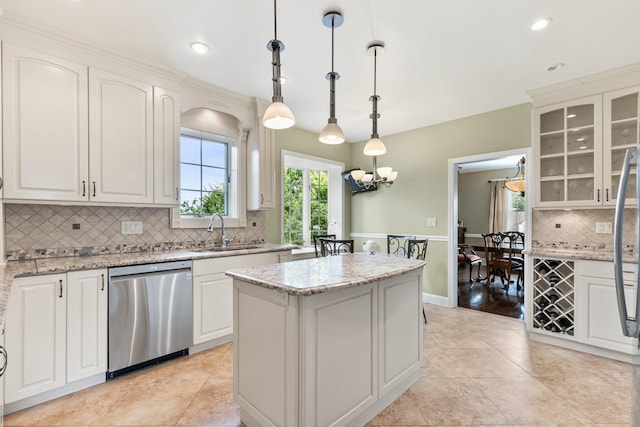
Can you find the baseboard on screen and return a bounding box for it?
[423,293,448,306]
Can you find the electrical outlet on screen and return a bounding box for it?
[595,222,612,234]
[121,221,143,235]
[426,217,437,227]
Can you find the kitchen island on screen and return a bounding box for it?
[226,253,425,427]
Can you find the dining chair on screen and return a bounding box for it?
[500,231,524,289]
[387,234,416,257]
[457,245,482,283]
[318,237,354,256]
[313,234,336,257]
[482,232,516,292]
[407,237,429,323]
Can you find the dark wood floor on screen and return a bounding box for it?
[457,264,524,320]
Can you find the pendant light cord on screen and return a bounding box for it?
[331,16,335,72]
[273,0,278,40]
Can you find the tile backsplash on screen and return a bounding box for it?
[4,204,266,260]
[532,208,637,252]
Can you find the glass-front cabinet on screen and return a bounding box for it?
[535,95,602,207]
[604,87,639,207]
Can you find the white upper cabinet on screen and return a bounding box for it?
[247,99,276,210]
[153,86,180,206]
[2,43,178,206]
[603,87,639,207]
[534,95,603,207]
[2,44,89,201]
[89,68,154,204]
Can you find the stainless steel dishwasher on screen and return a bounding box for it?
[107,260,193,379]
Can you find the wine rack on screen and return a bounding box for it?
[532,258,575,336]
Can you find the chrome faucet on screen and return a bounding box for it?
[207,213,233,247]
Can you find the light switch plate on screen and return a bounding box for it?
[426,217,437,227]
[122,221,143,235]
[595,222,612,234]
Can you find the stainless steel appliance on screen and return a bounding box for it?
[108,260,193,379]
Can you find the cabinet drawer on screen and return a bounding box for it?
[581,260,637,281]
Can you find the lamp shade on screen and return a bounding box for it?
[319,122,345,144]
[351,169,366,181]
[504,179,525,193]
[363,138,387,156]
[377,167,392,179]
[388,171,398,182]
[263,101,295,129]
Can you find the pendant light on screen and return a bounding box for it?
[319,11,345,144]
[263,0,295,130]
[504,157,526,194]
[350,41,397,189]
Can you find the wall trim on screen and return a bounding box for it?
[423,293,450,307]
[350,232,448,242]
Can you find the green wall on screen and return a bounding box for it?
[349,103,532,298]
[264,126,353,244]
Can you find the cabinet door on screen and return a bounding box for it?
[89,68,153,203]
[153,87,180,206]
[534,95,603,207]
[193,273,233,344]
[66,269,108,382]
[248,99,275,210]
[579,275,637,352]
[4,274,66,403]
[603,86,639,207]
[2,44,89,201]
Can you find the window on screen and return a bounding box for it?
[282,151,344,246]
[505,190,526,232]
[179,132,228,216]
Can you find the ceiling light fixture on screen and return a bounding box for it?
[531,17,552,31]
[350,41,397,190]
[319,11,345,145]
[263,0,295,130]
[504,157,526,195]
[190,42,210,54]
[546,62,565,72]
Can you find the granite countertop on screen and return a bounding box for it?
[225,253,426,296]
[0,243,296,322]
[525,247,638,263]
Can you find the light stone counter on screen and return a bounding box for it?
[526,247,638,263]
[225,253,426,295]
[0,243,295,322]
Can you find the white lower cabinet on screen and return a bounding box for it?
[4,274,67,403]
[66,269,108,382]
[192,252,280,345]
[578,260,638,353]
[4,269,108,407]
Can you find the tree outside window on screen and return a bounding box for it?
[283,168,329,246]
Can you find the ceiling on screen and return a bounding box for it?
[2,0,640,142]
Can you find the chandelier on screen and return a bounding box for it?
[504,157,526,194]
[319,11,345,144]
[262,0,295,130]
[350,41,397,189]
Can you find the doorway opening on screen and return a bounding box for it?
[448,148,532,319]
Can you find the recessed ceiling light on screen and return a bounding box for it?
[190,42,210,54]
[531,17,552,31]
[546,62,564,72]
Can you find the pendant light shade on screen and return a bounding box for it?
[319,11,345,144]
[319,122,345,144]
[263,101,296,130]
[363,137,387,156]
[504,157,526,194]
[263,0,295,130]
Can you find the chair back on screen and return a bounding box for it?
[313,234,336,257]
[482,232,512,267]
[387,234,416,257]
[407,238,428,260]
[318,237,354,256]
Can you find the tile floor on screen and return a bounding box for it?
[4,304,633,426]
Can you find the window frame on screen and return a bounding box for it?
[281,150,344,246]
[171,127,247,229]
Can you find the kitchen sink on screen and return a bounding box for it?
[194,244,260,252]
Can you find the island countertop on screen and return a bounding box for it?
[225,253,426,295]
